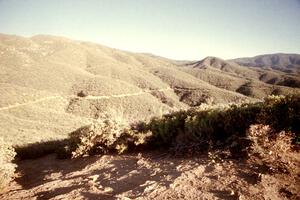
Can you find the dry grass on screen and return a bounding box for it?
[1,34,299,149]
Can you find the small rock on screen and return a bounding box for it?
[89,175,99,182]
[104,187,114,193]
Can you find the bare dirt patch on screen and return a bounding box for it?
[1,151,299,200]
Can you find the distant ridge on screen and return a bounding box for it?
[231,53,300,74]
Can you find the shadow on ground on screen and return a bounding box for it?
[13,152,191,199]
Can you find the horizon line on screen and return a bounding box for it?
[1,32,299,61]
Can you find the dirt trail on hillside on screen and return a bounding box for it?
[0,96,64,111]
[0,88,172,111]
[1,152,298,200]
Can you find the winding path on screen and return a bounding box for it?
[0,87,172,111]
[0,96,63,111]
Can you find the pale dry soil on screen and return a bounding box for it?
[1,152,298,200]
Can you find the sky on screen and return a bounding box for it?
[0,0,300,60]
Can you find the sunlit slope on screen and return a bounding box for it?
[180,56,300,99]
[2,34,298,146]
[0,34,199,145]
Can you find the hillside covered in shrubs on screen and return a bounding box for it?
[64,94,300,158]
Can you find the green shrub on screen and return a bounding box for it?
[147,110,187,146]
[35,94,300,159]
[66,119,151,158]
[0,137,16,190]
[135,94,300,150]
[140,103,261,149]
[258,95,300,135]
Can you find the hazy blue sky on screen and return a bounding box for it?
[0,0,300,59]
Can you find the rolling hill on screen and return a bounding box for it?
[232,53,300,73]
[231,53,300,88]
[180,56,300,98]
[0,33,299,146]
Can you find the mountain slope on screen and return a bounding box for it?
[1,34,299,146]
[179,56,300,98]
[231,53,300,88]
[231,53,300,73]
[0,34,251,146]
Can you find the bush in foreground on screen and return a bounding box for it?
[145,103,261,149]
[15,95,300,159]
[141,95,300,151]
[0,137,16,190]
[258,95,300,135]
[247,124,299,174]
[62,95,300,158]
[66,119,151,158]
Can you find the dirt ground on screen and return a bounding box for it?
[1,152,299,200]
